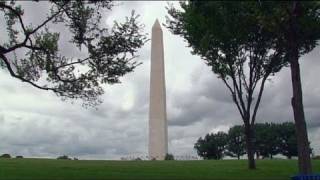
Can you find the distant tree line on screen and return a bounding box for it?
[0,154,23,159]
[57,155,78,160]
[194,122,305,160]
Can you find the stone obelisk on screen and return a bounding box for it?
[149,19,168,160]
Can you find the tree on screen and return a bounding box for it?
[165,153,174,160]
[254,123,280,159]
[278,122,298,159]
[225,125,246,160]
[57,155,71,160]
[0,1,147,106]
[196,122,305,160]
[0,154,11,158]
[194,132,227,160]
[255,2,320,174]
[166,1,287,169]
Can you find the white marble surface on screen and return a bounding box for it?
[148,19,168,160]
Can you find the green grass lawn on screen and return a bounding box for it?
[0,158,319,180]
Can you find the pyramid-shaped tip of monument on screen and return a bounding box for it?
[152,19,162,30]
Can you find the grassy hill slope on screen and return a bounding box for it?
[0,158,319,180]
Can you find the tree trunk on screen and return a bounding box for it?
[288,1,312,175]
[290,57,312,174]
[244,125,256,169]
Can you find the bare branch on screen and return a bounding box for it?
[0,54,60,93]
[0,46,7,54]
[251,75,268,125]
[27,9,62,35]
[240,63,249,91]
[228,62,247,116]
[0,3,27,33]
[222,78,245,120]
[3,4,65,54]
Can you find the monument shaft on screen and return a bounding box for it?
[149,20,168,160]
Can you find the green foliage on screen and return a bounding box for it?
[195,122,300,160]
[254,122,300,159]
[256,2,320,58]
[0,153,11,158]
[0,1,147,107]
[16,155,23,159]
[277,122,298,159]
[194,131,227,160]
[165,153,174,160]
[57,155,71,160]
[255,123,281,159]
[313,156,320,160]
[166,1,287,80]
[225,125,246,160]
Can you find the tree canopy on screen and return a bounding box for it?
[0,1,147,107]
[195,122,300,160]
[277,122,299,159]
[225,125,246,160]
[194,131,227,160]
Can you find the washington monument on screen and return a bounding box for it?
[149,19,168,160]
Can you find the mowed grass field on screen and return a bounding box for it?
[0,159,319,180]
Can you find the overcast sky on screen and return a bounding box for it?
[0,1,319,160]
